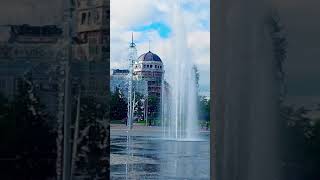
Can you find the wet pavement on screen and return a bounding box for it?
[110,130,210,180]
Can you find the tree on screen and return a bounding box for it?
[110,88,127,121]
[0,93,17,179]
[13,74,56,180]
[281,105,320,180]
[268,11,288,103]
[133,92,145,122]
[0,93,15,153]
[199,96,210,128]
[74,96,108,179]
[147,95,161,125]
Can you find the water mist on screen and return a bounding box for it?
[162,1,199,140]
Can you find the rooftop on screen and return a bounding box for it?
[112,69,129,75]
[138,51,162,62]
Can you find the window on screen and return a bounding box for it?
[144,65,146,68]
[89,45,97,55]
[81,13,86,24]
[89,77,96,90]
[150,65,153,68]
[0,79,6,89]
[94,11,100,24]
[87,0,93,6]
[88,12,91,25]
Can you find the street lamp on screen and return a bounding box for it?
[141,98,145,126]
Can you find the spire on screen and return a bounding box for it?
[148,40,151,52]
[130,32,136,47]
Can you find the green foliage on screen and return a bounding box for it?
[269,14,288,66]
[133,92,145,121]
[0,93,15,152]
[268,12,288,102]
[0,75,56,179]
[281,105,320,180]
[110,88,127,121]
[199,96,210,122]
[75,96,108,179]
[147,95,161,125]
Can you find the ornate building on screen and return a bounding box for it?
[110,50,165,99]
[133,51,164,97]
[110,34,165,99]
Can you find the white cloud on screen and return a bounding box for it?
[188,31,210,65]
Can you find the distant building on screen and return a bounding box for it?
[110,69,129,95]
[110,49,165,100]
[133,51,164,97]
[110,69,148,99]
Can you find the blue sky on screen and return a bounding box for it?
[132,22,171,38]
[110,0,210,96]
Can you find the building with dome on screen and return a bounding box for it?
[133,51,164,97]
[110,37,165,99]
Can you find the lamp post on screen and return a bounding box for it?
[141,98,145,126]
[145,96,148,126]
[62,0,73,179]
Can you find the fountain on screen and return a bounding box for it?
[162,1,200,141]
[126,34,137,130]
[110,1,210,178]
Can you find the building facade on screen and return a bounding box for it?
[110,69,148,99]
[73,0,109,62]
[110,50,165,100]
[0,0,110,118]
[133,51,164,98]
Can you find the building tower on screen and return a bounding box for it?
[127,33,138,129]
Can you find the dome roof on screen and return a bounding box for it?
[138,51,162,62]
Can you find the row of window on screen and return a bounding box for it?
[135,64,162,69]
[143,64,162,69]
[80,10,101,25]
